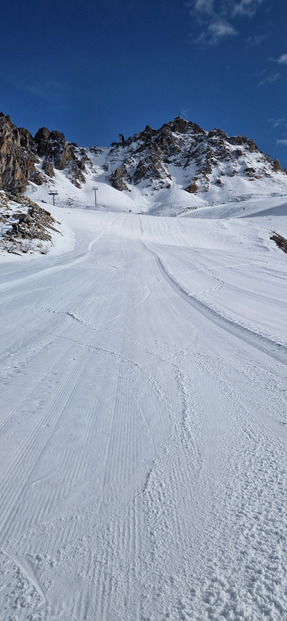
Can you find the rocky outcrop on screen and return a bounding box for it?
[228,135,258,152]
[185,180,198,193]
[7,203,59,241]
[133,155,170,187]
[105,116,286,194]
[0,190,60,254]
[0,113,42,194]
[1,112,286,202]
[42,160,55,178]
[34,128,75,170]
[273,158,281,172]
[110,166,130,191]
[34,127,90,187]
[0,114,92,196]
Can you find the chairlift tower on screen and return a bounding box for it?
[93,187,99,208]
[49,191,58,206]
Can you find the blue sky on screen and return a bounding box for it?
[1,0,287,165]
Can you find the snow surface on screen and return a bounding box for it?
[0,196,287,620]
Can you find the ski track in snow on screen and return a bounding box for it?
[0,209,286,620]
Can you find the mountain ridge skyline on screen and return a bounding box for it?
[1,111,287,213]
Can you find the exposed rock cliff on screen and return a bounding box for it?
[34,127,89,187]
[0,113,43,194]
[0,113,91,195]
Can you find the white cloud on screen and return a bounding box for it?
[277,54,287,65]
[232,0,264,17]
[269,118,286,128]
[246,33,268,46]
[194,0,214,13]
[259,73,280,86]
[276,139,287,145]
[187,0,265,45]
[208,19,237,42]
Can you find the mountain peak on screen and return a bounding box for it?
[107,117,285,197]
[1,113,287,214]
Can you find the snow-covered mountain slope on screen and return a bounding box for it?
[27,141,287,217]
[31,116,287,214]
[0,198,286,620]
[2,112,287,216]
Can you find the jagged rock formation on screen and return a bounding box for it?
[34,127,90,187]
[7,202,59,242]
[0,112,286,205]
[110,166,130,191]
[0,190,60,254]
[0,113,91,195]
[0,113,43,194]
[107,117,287,193]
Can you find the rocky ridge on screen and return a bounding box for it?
[0,113,91,196]
[1,112,287,211]
[107,117,287,194]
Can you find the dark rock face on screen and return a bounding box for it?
[133,155,170,187]
[34,127,51,157]
[273,158,281,172]
[228,135,258,152]
[42,160,55,178]
[35,128,75,170]
[0,113,92,196]
[110,166,130,191]
[270,231,287,253]
[0,113,41,194]
[244,167,257,177]
[34,127,90,187]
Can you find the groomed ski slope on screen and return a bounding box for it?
[0,199,287,620]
